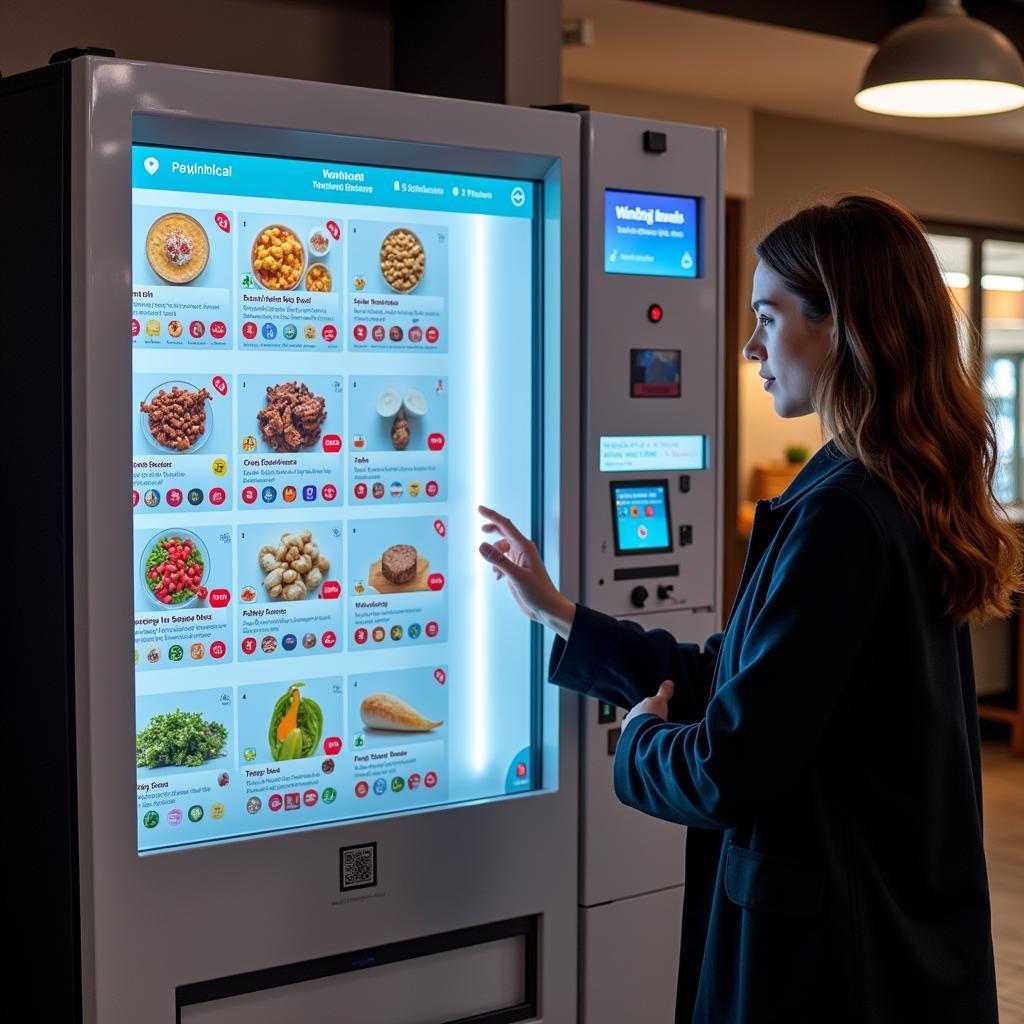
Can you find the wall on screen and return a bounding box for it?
[562,79,753,198]
[1,0,392,87]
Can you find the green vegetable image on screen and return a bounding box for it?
[137,709,228,769]
[269,683,323,761]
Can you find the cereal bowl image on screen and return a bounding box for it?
[379,228,425,293]
[251,225,305,291]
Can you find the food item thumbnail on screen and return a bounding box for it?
[145,535,207,606]
[146,213,210,285]
[305,264,331,293]
[381,544,417,585]
[251,225,305,290]
[257,382,327,453]
[308,229,330,256]
[269,683,323,761]
[379,228,425,293]
[140,385,212,451]
[259,529,329,601]
[360,693,442,732]
[391,409,410,450]
[137,709,227,769]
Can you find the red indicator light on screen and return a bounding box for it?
[647,304,663,323]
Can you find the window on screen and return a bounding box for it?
[926,226,1024,506]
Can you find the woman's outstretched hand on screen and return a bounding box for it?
[478,505,576,640]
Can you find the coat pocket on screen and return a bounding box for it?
[724,842,825,918]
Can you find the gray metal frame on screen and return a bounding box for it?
[71,58,580,1023]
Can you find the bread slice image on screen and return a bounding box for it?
[359,693,443,732]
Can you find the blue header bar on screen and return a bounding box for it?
[132,145,535,219]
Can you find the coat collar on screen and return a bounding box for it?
[768,438,853,511]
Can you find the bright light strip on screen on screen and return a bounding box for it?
[942,271,970,289]
[471,214,489,774]
[982,275,1024,292]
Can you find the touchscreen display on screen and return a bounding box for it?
[611,481,672,555]
[604,189,700,278]
[132,141,542,852]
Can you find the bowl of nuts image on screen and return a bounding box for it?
[379,228,426,293]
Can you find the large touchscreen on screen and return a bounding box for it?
[132,141,542,852]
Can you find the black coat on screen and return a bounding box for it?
[550,439,997,1023]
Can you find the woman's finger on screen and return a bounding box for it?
[478,505,529,548]
[479,541,528,582]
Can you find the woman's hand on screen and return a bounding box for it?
[478,505,576,639]
[623,680,675,730]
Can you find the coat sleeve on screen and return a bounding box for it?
[614,486,889,829]
[548,603,725,723]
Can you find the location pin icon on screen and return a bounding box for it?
[144,156,159,175]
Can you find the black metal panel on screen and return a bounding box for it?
[0,61,81,1023]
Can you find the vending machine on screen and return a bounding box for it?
[576,112,725,1024]
[5,56,580,1024]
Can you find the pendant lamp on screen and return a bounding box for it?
[855,0,1024,117]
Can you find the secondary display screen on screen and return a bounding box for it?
[600,435,707,473]
[132,140,542,853]
[611,481,673,555]
[631,349,680,397]
[604,189,700,278]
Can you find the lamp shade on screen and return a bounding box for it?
[855,1,1024,117]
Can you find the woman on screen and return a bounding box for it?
[479,195,1020,1023]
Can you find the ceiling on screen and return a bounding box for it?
[561,0,1024,151]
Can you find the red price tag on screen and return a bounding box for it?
[326,220,341,240]
[210,641,226,660]
[210,322,227,340]
[324,737,342,755]
[322,324,337,343]
[426,326,440,344]
[209,589,231,608]
[426,481,440,498]
[322,434,342,453]
[355,781,369,798]
[167,489,183,507]
[303,789,318,807]
[426,621,439,638]
[428,433,446,452]
[434,668,446,685]
[321,580,341,600]
[209,487,226,506]
[242,321,258,340]
[322,631,337,649]
[212,375,228,396]
[354,483,368,500]
[354,628,368,645]
[242,486,257,505]
[428,573,445,592]
[353,324,368,342]
[215,212,231,233]
[425,771,438,788]
[433,519,446,537]
[269,794,283,811]
[322,483,337,502]
[241,637,257,655]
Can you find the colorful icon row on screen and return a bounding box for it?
[134,486,227,509]
[354,772,439,798]
[240,321,338,343]
[133,318,227,340]
[352,324,441,344]
[136,640,228,665]
[353,622,440,645]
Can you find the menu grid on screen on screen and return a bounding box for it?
[132,140,543,852]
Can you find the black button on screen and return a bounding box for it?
[607,727,622,755]
[598,702,617,725]
[630,585,649,608]
[679,525,693,546]
[643,130,667,154]
[679,475,691,493]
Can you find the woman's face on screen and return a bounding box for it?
[743,260,834,418]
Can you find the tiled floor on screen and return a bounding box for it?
[982,741,1024,1023]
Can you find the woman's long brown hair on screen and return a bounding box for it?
[756,194,1022,626]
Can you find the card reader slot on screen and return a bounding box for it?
[613,565,679,581]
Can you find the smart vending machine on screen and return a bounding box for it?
[576,112,725,1024]
[4,56,580,1024]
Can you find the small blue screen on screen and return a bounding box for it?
[612,483,672,553]
[604,189,700,278]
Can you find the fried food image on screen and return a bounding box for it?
[251,225,304,290]
[140,385,213,451]
[379,228,425,293]
[257,381,327,453]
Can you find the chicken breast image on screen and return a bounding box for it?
[359,693,443,732]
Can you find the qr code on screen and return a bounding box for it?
[340,843,377,891]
